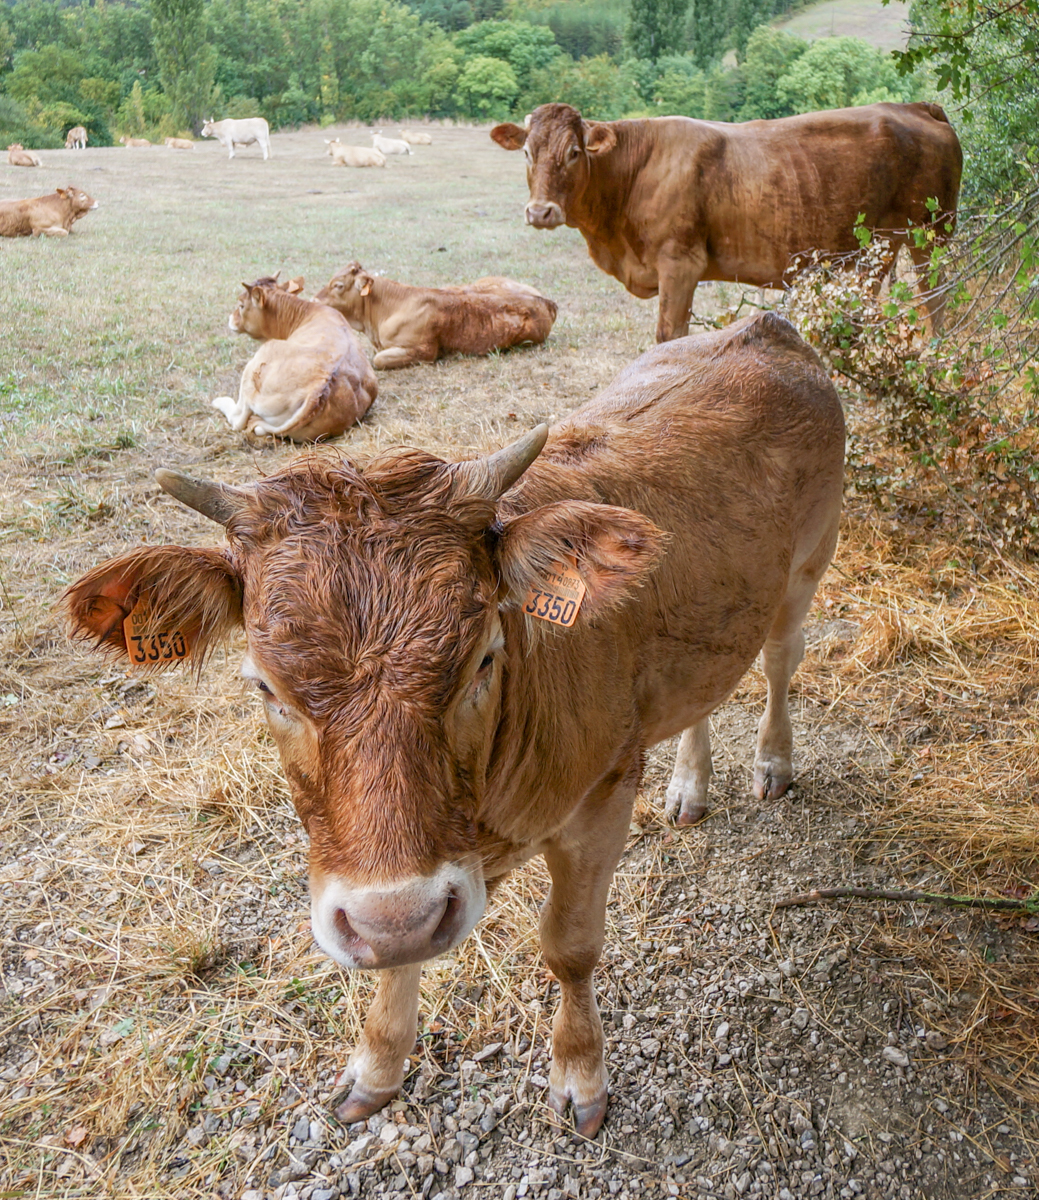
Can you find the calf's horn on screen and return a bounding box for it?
[155,469,249,527]
[452,423,549,501]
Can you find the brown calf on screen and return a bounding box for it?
[65,314,844,1135]
[7,143,41,167]
[212,275,377,441]
[0,186,98,238]
[65,126,88,150]
[315,262,558,368]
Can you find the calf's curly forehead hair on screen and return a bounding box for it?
[228,450,501,720]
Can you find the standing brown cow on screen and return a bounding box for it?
[491,102,962,342]
[64,314,844,1136]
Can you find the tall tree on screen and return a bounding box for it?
[627,0,688,62]
[151,0,215,132]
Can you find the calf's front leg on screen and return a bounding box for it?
[540,756,638,1137]
[333,961,422,1124]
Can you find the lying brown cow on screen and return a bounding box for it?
[7,143,41,167]
[120,136,151,147]
[65,313,844,1135]
[212,275,377,441]
[492,101,963,341]
[0,186,98,237]
[315,262,558,368]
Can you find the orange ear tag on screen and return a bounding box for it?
[122,599,191,666]
[522,558,586,628]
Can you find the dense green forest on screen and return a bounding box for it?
[0,0,1034,202]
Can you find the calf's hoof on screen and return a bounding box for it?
[331,1082,398,1126]
[753,762,793,802]
[548,1085,609,1138]
[664,785,708,826]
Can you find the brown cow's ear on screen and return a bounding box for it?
[250,286,266,305]
[285,277,304,294]
[354,272,375,297]
[495,500,666,624]
[584,124,616,155]
[490,123,527,151]
[63,546,243,671]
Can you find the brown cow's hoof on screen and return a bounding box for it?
[753,764,793,802]
[676,802,707,826]
[548,1087,608,1138]
[331,1083,397,1126]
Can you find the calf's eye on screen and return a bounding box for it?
[479,654,494,672]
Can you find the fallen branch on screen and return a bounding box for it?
[773,887,1039,916]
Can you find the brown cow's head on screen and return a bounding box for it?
[56,186,98,217]
[490,103,617,229]
[314,262,374,325]
[64,432,662,972]
[227,274,303,337]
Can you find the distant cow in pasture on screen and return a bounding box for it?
[65,126,88,150]
[211,275,377,441]
[398,129,432,145]
[7,144,41,167]
[492,101,963,341]
[325,139,386,168]
[201,117,271,160]
[315,261,558,368]
[164,137,194,150]
[0,186,98,237]
[63,312,845,1136]
[120,136,152,147]
[371,133,411,157]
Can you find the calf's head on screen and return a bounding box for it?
[64,432,662,971]
[490,103,617,229]
[227,274,303,336]
[314,262,373,324]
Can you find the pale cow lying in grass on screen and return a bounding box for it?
[7,144,41,167]
[399,128,433,145]
[164,137,193,150]
[0,186,98,237]
[201,117,271,160]
[213,276,378,441]
[65,126,88,150]
[120,136,151,147]
[325,139,385,168]
[371,133,411,157]
[315,262,558,369]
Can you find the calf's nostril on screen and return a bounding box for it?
[432,890,464,950]
[332,907,356,942]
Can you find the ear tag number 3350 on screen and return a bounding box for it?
[122,600,190,665]
[523,558,586,628]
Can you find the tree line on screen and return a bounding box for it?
[0,0,1033,202]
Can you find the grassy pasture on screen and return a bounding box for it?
[1,125,1038,1197]
[775,0,912,50]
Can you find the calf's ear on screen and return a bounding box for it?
[584,124,617,155]
[490,123,527,151]
[495,500,666,623]
[63,546,243,670]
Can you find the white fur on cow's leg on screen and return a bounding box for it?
[372,346,422,370]
[211,395,251,432]
[39,226,69,238]
[540,760,638,1137]
[332,962,421,1126]
[664,718,712,824]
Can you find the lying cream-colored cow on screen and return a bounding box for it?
[315,261,558,368]
[120,136,151,147]
[0,186,98,237]
[372,133,411,157]
[7,144,41,167]
[164,137,194,150]
[398,128,433,145]
[212,275,378,441]
[201,117,271,160]
[325,139,386,168]
[65,126,88,150]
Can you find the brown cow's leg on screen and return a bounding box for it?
[372,345,431,369]
[655,251,701,342]
[540,757,638,1137]
[664,718,712,825]
[332,962,422,1125]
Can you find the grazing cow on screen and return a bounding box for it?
[398,129,433,145]
[64,313,844,1136]
[65,126,88,150]
[201,117,271,160]
[119,136,152,147]
[315,261,557,368]
[491,101,963,341]
[0,186,98,238]
[371,133,412,157]
[7,144,41,167]
[325,139,386,168]
[164,137,194,150]
[211,275,377,441]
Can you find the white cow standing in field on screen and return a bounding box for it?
[65,126,88,150]
[201,117,271,161]
[371,132,412,157]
